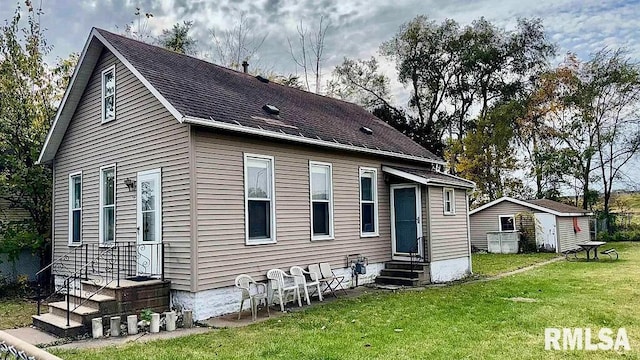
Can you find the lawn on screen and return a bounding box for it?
[472,251,559,276]
[53,242,640,359]
[0,298,36,329]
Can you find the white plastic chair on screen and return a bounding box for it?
[266,268,302,312]
[234,274,269,321]
[290,266,323,305]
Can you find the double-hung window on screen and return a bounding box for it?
[101,65,116,122]
[310,161,333,240]
[360,167,378,237]
[244,154,276,244]
[68,172,82,245]
[444,188,455,215]
[100,165,116,245]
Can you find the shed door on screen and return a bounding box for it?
[534,213,557,252]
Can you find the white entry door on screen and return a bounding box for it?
[535,213,557,252]
[390,184,423,261]
[137,169,162,276]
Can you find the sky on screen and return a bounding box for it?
[2,0,639,191]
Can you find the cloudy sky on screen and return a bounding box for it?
[3,0,639,86]
[2,0,639,190]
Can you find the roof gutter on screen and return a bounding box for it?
[183,115,446,166]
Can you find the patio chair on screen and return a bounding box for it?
[290,266,323,305]
[319,262,348,296]
[234,274,270,321]
[266,268,302,312]
[601,248,619,260]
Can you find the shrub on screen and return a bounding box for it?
[597,230,640,242]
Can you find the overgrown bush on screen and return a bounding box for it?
[597,230,640,242]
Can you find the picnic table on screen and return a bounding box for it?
[577,241,607,261]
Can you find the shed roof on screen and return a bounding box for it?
[469,196,593,217]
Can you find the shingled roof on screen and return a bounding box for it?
[469,196,593,216]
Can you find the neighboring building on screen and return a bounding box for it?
[38,28,475,322]
[469,197,592,253]
[0,198,40,283]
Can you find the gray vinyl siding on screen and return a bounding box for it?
[193,129,405,290]
[469,202,533,250]
[421,187,430,260]
[428,187,470,261]
[556,216,590,253]
[52,48,192,290]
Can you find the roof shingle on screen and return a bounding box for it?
[96,29,441,163]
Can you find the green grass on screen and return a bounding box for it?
[472,252,560,276]
[52,242,640,359]
[0,298,36,329]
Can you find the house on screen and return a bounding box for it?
[469,197,593,253]
[36,28,475,329]
[0,198,40,283]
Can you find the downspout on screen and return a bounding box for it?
[466,190,472,274]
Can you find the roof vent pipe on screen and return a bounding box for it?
[242,60,249,73]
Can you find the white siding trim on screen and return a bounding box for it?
[309,161,334,241]
[465,191,472,273]
[68,171,82,246]
[99,163,117,246]
[243,153,277,245]
[359,167,379,238]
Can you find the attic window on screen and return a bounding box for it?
[101,65,116,123]
[360,126,373,135]
[263,104,280,115]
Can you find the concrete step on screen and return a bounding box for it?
[375,275,421,287]
[48,301,100,324]
[380,268,424,278]
[32,313,86,338]
[67,292,117,312]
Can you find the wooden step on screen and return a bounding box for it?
[375,275,421,286]
[384,261,430,270]
[32,313,85,338]
[380,268,424,278]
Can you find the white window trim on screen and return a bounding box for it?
[499,214,516,232]
[443,187,456,215]
[309,161,334,241]
[68,171,82,246]
[359,167,379,237]
[244,153,277,245]
[99,164,117,246]
[101,65,116,123]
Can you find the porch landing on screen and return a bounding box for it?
[375,261,431,286]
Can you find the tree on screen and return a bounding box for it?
[327,57,396,112]
[586,50,640,217]
[116,7,154,42]
[158,21,197,55]
[457,100,525,202]
[0,3,74,264]
[288,16,330,93]
[210,13,267,71]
